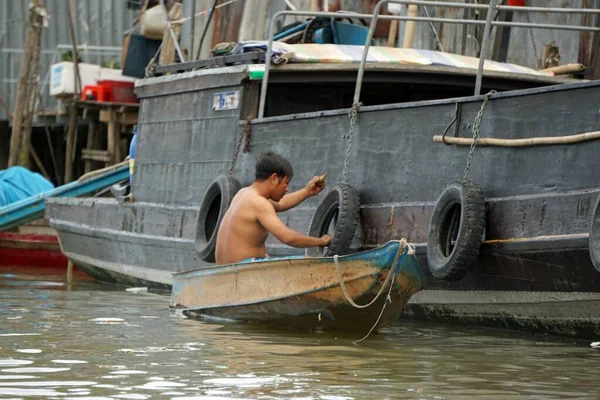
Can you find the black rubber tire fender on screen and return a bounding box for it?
[589,195,600,273]
[195,175,241,263]
[307,183,360,257]
[426,180,486,281]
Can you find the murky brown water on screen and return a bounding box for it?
[1,266,599,399]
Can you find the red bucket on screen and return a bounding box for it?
[98,79,138,104]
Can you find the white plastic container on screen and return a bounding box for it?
[50,62,101,97]
[99,68,137,83]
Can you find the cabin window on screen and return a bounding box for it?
[263,70,556,118]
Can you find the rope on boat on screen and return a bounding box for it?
[333,238,409,309]
[332,238,415,344]
[332,239,416,344]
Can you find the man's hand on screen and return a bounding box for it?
[305,175,326,197]
[320,234,332,247]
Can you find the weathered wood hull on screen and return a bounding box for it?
[171,241,425,332]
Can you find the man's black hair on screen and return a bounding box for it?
[255,151,294,181]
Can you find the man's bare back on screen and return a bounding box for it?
[215,152,331,265]
[215,187,271,264]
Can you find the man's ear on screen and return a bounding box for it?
[269,173,278,184]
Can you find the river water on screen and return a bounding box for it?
[1,266,598,399]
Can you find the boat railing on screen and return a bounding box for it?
[257,0,600,119]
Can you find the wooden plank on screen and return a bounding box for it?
[82,149,110,162]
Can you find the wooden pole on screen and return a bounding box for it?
[402,4,418,48]
[107,110,117,166]
[19,12,43,168]
[8,1,40,167]
[66,0,81,94]
[433,130,600,147]
[67,260,73,286]
[64,0,81,183]
[28,144,50,181]
[84,120,96,174]
[387,20,398,47]
[64,104,77,183]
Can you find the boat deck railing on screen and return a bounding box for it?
[149,0,600,118]
[257,0,600,118]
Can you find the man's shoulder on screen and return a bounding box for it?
[236,188,273,211]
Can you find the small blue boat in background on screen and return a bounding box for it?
[170,240,425,333]
[0,162,129,232]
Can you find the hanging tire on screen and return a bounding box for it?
[195,175,241,263]
[307,183,360,257]
[426,180,486,281]
[590,195,600,273]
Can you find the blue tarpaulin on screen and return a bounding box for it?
[0,166,54,207]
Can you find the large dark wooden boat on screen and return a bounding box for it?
[46,1,600,338]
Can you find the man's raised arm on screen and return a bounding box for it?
[270,176,325,212]
[257,198,331,248]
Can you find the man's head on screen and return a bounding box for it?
[255,152,293,201]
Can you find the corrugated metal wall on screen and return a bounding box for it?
[0,0,135,120]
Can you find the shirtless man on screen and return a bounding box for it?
[215,152,332,265]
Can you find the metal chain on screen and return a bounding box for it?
[342,102,362,184]
[229,116,252,175]
[525,11,539,69]
[463,90,496,181]
[242,115,252,153]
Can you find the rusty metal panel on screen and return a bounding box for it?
[0,0,135,120]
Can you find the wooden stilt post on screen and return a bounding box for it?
[64,103,77,183]
[64,0,81,183]
[106,110,118,166]
[8,0,42,167]
[84,120,96,174]
[67,260,73,286]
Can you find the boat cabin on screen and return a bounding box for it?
[142,41,582,121]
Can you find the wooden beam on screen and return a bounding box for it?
[99,109,138,125]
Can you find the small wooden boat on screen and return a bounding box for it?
[170,240,425,333]
[0,219,68,268]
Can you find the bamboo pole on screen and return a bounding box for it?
[541,63,585,75]
[8,1,41,167]
[433,130,600,147]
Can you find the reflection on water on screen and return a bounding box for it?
[1,265,599,399]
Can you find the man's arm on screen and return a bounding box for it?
[257,199,330,248]
[270,176,325,212]
[270,187,311,212]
